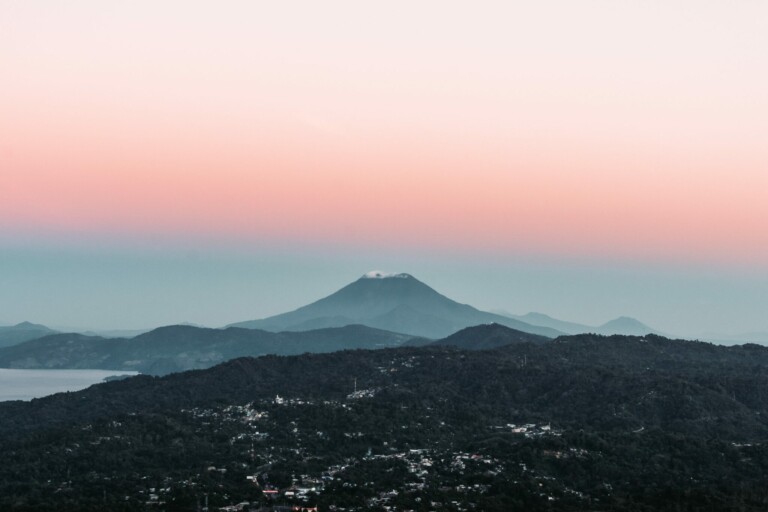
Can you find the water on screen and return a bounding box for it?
[0,368,139,401]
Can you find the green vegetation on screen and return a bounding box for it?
[2,334,768,510]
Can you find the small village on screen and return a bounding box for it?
[22,351,598,512]
[161,389,570,511]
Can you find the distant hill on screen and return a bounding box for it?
[429,323,549,350]
[502,311,661,336]
[595,316,660,336]
[0,322,57,348]
[0,324,415,375]
[504,312,592,335]
[229,271,563,339]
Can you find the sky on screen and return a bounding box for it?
[1,1,767,338]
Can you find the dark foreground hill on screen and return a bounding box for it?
[229,271,563,338]
[0,324,415,375]
[2,334,768,511]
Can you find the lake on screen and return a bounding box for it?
[0,368,139,401]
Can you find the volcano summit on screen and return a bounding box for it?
[229,272,562,339]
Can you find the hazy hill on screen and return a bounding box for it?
[0,321,57,348]
[595,316,660,336]
[503,311,661,336]
[4,333,768,437]
[504,312,592,334]
[429,323,549,349]
[0,324,415,375]
[229,271,563,338]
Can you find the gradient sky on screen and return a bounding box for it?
[1,1,767,338]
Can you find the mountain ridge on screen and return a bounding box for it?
[0,324,416,375]
[501,311,661,336]
[229,272,563,338]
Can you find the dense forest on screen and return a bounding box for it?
[2,334,768,510]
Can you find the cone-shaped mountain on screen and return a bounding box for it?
[596,316,659,336]
[228,272,563,339]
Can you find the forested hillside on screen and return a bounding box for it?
[2,334,768,510]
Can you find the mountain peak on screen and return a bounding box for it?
[602,316,647,328]
[361,271,413,280]
[13,321,50,330]
[597,316,659,336]
[229,273,563,339]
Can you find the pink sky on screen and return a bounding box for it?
[2,1,767,267]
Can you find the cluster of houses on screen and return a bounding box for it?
[247,474,324,502]
[173,391,572,511]
[491,422,562,438]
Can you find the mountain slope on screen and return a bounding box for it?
[3,336,768,510]
[229,272,563,338]
[0,324,415,375]
[4,334,768,435]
